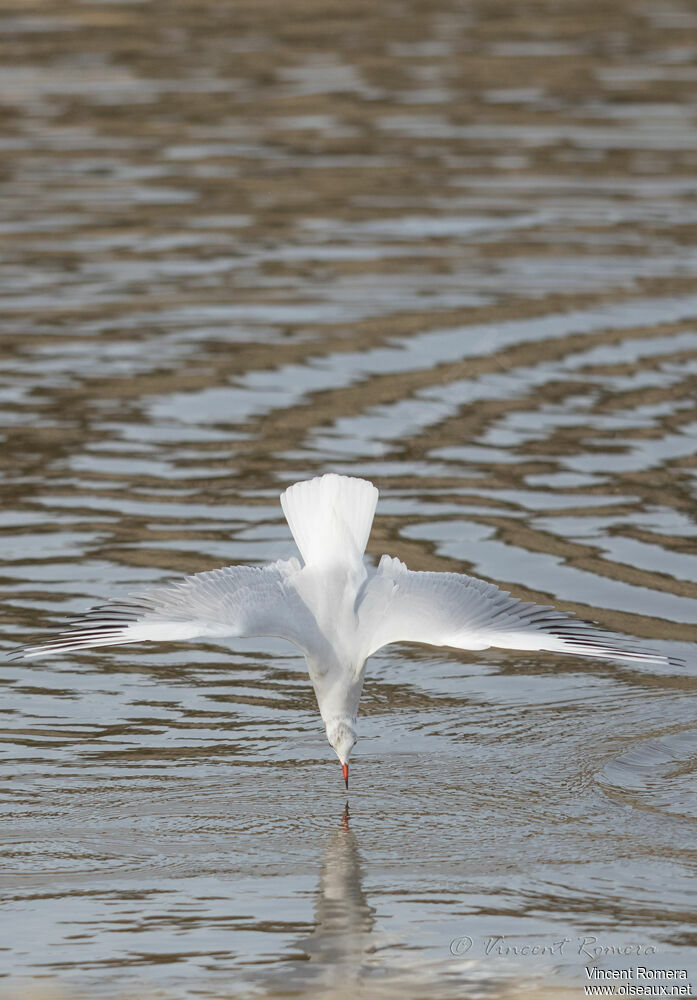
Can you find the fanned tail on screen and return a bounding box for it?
[280,474,378,567]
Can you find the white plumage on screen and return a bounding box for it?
[12,473,681,785]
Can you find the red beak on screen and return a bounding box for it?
[342,763,349,789]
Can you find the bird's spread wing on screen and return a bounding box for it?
[12,559,317,660]
[358,555,680,667]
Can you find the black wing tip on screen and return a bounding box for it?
[7,641,62,661]
[8,638,75,660]
[543,623,686,669]
[7,623,129,661]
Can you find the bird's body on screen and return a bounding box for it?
[13,473,681,785]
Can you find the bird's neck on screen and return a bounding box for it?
[311,665,366,725]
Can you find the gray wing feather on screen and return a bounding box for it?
[359,555,681,667]
[11,558,317,660]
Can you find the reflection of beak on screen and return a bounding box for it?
[342,763,349,789]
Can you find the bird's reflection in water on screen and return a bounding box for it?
[302,802,375,973]
[266,802,377,997]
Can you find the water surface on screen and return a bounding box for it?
[2,0,697,997]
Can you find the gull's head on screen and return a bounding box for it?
[325,717,357,789]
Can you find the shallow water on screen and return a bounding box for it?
[2,1,697,998]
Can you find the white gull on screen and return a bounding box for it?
[13,473,680,787]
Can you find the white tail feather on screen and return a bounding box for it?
[280,474,378,567]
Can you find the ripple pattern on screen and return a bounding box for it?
[2,0,697,997]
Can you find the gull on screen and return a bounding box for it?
[13,473,680,787]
